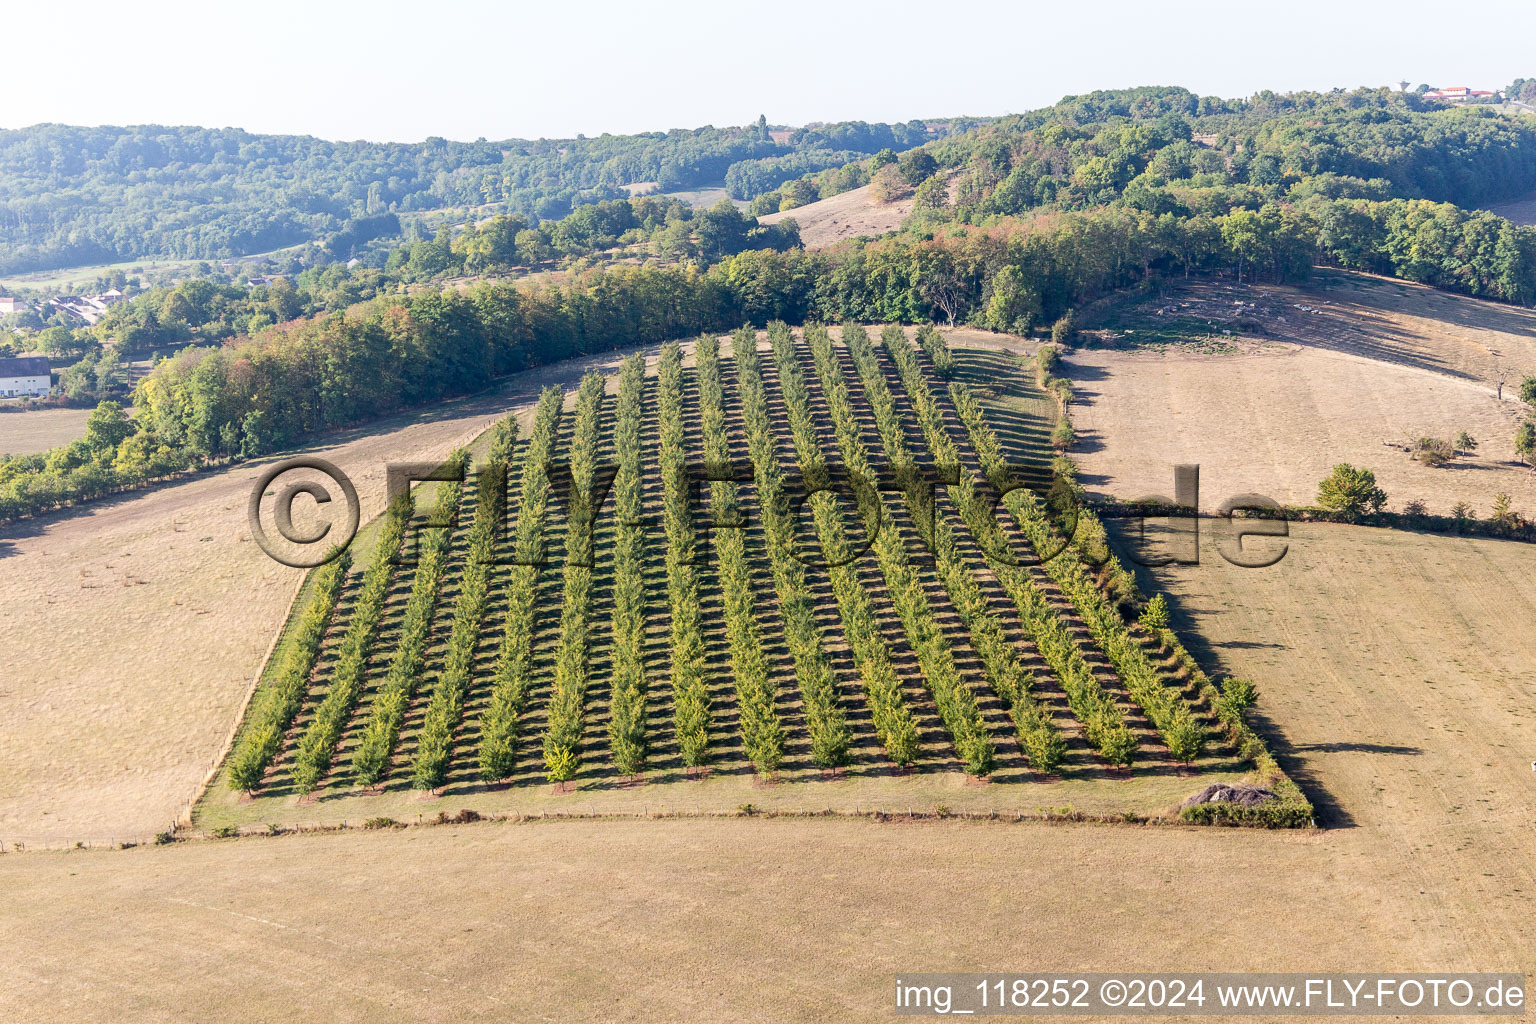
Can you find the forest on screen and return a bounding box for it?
[4,84,1536,523]
[0,117,955,274]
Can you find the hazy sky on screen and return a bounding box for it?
[5,0,1534,141]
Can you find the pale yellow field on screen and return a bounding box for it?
[0,406,94,456]
[0,344,701,846]
[759,184,912,248]
[1114,521,1536,965]
[1068,343,1536,516]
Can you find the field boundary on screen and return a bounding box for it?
[4,800,1294,855]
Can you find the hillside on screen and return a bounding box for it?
[1070,273,1536,516]
[0,119,958,275]
[758,185,911,248]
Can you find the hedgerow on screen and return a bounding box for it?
[731,329,852,768]
[765,322,920,767]
[607,354,650,775]
[410,443,514,791]
[290,494,413,793]
[349,451,468,787]
[696,335,785,775]
[844,325,1065,772]
[878,325,1137,766]
[541,372,606,783]
[477,387,564,781]
[803,324,994,774]
[227,548,351,792]
[947,376,1206,762]
[657,343,712,766]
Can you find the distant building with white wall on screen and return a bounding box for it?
[0,356,51,397]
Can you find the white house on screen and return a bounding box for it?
[0,356,51,398]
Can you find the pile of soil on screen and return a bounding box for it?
[1180,783,1275,809]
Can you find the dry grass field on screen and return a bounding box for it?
[0,406,95,456]
[3,282,1532,1022]
[0,344,702,846]
[1,525,1529,1021]
[0,806,1524,1022]
[1109,520,1536,972]
[1068,343,1536,516]
[759,184,912,248]
[1072,272,1536,516]
[1486,189,1536,226]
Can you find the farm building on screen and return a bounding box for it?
[0,356,51,397]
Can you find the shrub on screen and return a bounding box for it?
[1140,594,1170,630]
[1516,419,1536,466]
[1217,677,1258,724]
[1051,420,1076,450]
[1454,431,1478,453]
[1050,310,1077,346]
[1411,437,1454,466]
[362,817,396,830]
[1491,492,1515,527]
[1316,464,1387,522]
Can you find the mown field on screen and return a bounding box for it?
[4,522,1529,1023]
[0,406,96,457]
[196,326,1293,832]
[1073,272,1536,517]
